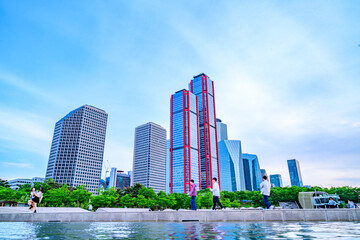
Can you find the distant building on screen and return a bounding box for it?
[189,73,220,190]
[170,89,200,193]
[242,154,262,191]
[216,118,228,142]
[8,178,32,190]
[270,174,283,187]
[31,177,45,183]
[260,169,267,177]
[287,159,303,187]
[45,105,108,194]
[99,179,106,190]
[218,140,244,192]
[8,177,45,190]
[128,171,133,186]
[108,168,131,190]
[133,122,166,193]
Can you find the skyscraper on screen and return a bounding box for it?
[132,122,166,193]
[270,174,283,187]
[109,168,131,190]
[242,154,262,191]
[45,105,108,194]
[216,118,228,142]
[218,140,244,192]
[170,89,200,193]
[287,159,303,187]
[189,73,220,189]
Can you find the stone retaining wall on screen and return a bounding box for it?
[0,209,359,222]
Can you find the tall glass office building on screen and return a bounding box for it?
[287,159,303,187]
[189,73,220,189]
[45,105,108,194]
[133,122,166,193]
[242,154,262,191]
[270,174,283,187]
[170,89,200,193]
[216,118,228,142]
[218,140,244,192]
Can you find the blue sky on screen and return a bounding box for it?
[1,1,359,187]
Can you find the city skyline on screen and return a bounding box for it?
[1,1,360,187]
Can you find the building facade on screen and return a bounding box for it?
[287,159,303,187]
[108,168,131,190]
[132,122,166,193]
[45,105,108,194]
[270,174,283,187]
[216,118,228,142]
[242,154,262,191]
[170,89,200,193]
[260,169,267,177]
[218,140,244,192]
[189,73,220,189]
[165,139,170,194]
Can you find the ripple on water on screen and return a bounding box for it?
[0,221,359,239]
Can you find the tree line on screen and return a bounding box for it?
[0,178,359,210]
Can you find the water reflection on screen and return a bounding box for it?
[0,221,359,239]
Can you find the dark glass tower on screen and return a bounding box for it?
[189,73,220,189]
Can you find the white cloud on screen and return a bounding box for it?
[1,161,33,169]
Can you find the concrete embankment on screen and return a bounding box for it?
[0,207,359,222]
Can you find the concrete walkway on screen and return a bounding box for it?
[0,207,359,222]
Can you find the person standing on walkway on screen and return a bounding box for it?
[210,177,223,210]
[188,179,197,210]
[260,176,272,209]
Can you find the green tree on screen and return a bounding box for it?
[136,195,148,208]
[0,179,10,188]
[70,185,92,209]
[91,187,119,210]
[0,186,16,201]
[120,194,136,208]
[44,185,71,207]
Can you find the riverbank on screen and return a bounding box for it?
[0,207,359,222]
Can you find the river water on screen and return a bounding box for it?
[0,221,359,239]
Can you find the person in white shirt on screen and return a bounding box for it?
[260,175,272,209]
[210,177,223,210]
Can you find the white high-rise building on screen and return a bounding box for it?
[216,118,228,142]
[132,122,166,193]
[45,105,108,194]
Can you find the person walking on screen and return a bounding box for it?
[188,179,197,211]
[210,177,223,210]
[260,175,272,209]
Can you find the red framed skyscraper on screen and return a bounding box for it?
[189,73,220,189]
[170,89,201,193]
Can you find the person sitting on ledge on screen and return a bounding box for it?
[328,197,338,208]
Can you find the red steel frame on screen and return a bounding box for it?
[170,95,173,193]
[190,74,220,189]
[191,82,202,190]
[171,90,198,193]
